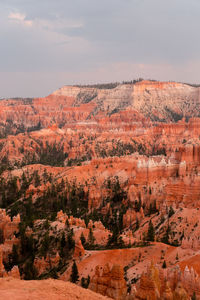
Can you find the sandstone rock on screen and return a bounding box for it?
[162,281,173,300]
[34,253,60,276]
[89,263,127,300]
[0,209,20,240]
[73,240,85,258]
[0,247,6,277]
[173,282,190,300]
[8,266,20,279]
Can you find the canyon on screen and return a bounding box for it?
[0,80,200,299]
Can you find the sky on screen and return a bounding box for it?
[0,0,200,98]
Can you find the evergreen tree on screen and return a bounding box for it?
[147,219,155,242]
[162,260,167,269]
[19,222,28,256]
[80,232,86,246]
[24,260,38,280]
[135,218,139,230]
[135,199,141,212]
[65,218,70,229]
[192,291,197,300]
[81,275,90,288]
[87,228,95,246]
[149,203,153,215]
[41,232,50,258]
[161,225,171,244]
[61,232,66,248]
[168,206,175,218]
[118,235,125,248]
[44,219,50,230]
[152,200,158,214]
[0,228,4,244]
[70,260,79,283]
[11,244,18,266]
[34,171,41,187]
[60,232,66,258]
[67,229,75,251]
[81,277,85,288]
[24,197,34,227]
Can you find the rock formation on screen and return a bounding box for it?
[34,253,60,276]
[2,80,200,298]
[89,264,127,300]
[134,262,200,299]
[0,247,20,279]
[0,209,20,240]
[73,240,85,259]
[173,282,190,300]
[135,262,161,300]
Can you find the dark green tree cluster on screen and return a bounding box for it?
[104,176,127,204]
[107,226,125,249]
[147,201,158,216]
[9,176,89,222]
[35,141,68,167]
[15,222,38,280]
[59,229,75,258]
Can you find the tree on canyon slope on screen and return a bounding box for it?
[147,219,155,242]
[70,260,79,283]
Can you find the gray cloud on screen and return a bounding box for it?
[0,0,200,97]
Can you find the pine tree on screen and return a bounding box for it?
[70,260,79,283]
[44,219,50,230]
[34,171,41,187]
[67,229,75,251]
[12,244,18,266]
[60,232,66,258]
[81,277,86,288]
[61,232,66,248]
[147,219,155,242]
[80,232,86,246]
[192,291,197,300]
[65,218,70,229]
[24,260,38,280]
[43,168,48,184]
[161,225,170,244]
[168,206,175,218]
[135,217,139,230]
[87,228,95,246]
[81,275,90,288]
[41,232,50,258]
[0,228,4,244]
[25,197,34,228]
[162,260,167,268]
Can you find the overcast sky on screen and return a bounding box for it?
[0,0,200,97]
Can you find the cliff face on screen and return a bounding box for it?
[0,80,200,134]
[52,81,200,122]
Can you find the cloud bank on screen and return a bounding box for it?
[0,0,200,97]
